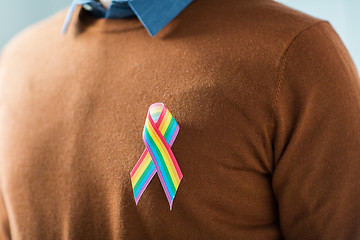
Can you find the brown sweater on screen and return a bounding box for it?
[0,0,359,239]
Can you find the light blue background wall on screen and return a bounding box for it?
[276,0,360,71]
[0,1,68,49]
[0,0,359,70]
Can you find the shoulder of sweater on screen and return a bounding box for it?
[182,0,326,47]
[0,7,69,62]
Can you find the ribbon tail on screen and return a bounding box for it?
[143,138,175,209]
[130,148,157,204]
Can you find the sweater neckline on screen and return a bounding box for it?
[74,5,143,34]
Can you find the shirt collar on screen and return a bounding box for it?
[61,0,194,37]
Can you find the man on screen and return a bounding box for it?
[0,0,359,239]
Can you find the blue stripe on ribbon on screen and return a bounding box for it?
[134,161,155,198]
[165,121,178,144]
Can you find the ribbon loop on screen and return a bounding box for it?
[130,102,182,210]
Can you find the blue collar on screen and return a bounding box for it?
[61,0,194,37]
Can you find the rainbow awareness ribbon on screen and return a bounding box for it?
[130,102,183,210]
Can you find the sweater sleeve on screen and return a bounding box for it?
[272,21,360,240]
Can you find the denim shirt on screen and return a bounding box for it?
[62,0,194,36]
